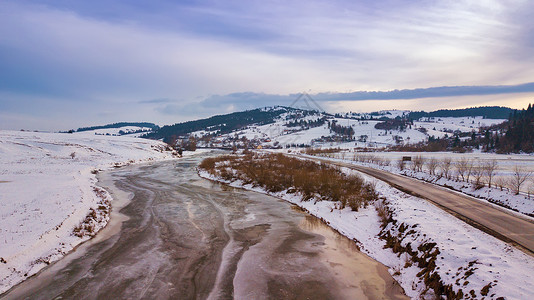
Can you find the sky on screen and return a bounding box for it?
[1,0,534,131]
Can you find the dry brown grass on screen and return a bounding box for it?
[200,152,378,211]
[72,187,110,238]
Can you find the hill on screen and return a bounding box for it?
[144,106,311,142]
[0,130,176,294]
[74,122,159,137]
[143,106,506,150]
[70,106,511,150]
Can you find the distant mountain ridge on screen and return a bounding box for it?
[76,122,159,132]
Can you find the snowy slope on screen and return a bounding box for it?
[0,130,177,294]
[414,116,506,134]
[75,125,153,137]
[156,106,507,149]
[210,111,505,148]
[348,109,411,119]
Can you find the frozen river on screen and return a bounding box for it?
[3,153,406,299]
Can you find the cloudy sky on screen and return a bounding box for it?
[1,0,534,130]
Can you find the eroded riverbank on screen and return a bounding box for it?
[3,154,406,299]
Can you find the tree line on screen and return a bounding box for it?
[145,107,294,140]
[328,120,354,138]
[497,103,534,153]
[349,154,532,195]
[75,122,159,132]
[407,106,515,120]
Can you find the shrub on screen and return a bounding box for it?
[199,153,378,210]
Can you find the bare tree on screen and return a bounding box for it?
[455,158,470,182]
[471,162,484,189]
[440,157,453,179]
[410,159,417,171]
[494,177,507,191]
[427,158,439,176]
[370,155,379,164]
[508,165,532,195]
[412,155,425,172]
[397,158,406,171]
[419,156,426,172]
[465,159,475,183]
[482,159,498,188]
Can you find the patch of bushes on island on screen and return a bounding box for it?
[199,152,378,211]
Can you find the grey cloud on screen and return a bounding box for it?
[313,83,534,101]
[138,98,173,104]
[194,83,534,110]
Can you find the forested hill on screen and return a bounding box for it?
[408,106,515,120]
[76,122,159,132]
[499,104,534,153]
[144,107,294,142]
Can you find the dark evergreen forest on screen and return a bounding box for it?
[498,104,534,153]
[144,107,293,141]
[408,106,515,120]
[76,122,159,132]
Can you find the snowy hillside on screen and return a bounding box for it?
[348,109,411,119]
[75,125,154,137]
[0,130,177,294]
[414,116,505,135]
[193,107,506,149]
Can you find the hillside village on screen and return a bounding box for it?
[122,106,510,152]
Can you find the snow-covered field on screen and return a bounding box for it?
[0,130,178,294]
[414,116,505,134]
[199,158,534,299]
[225,117,431,147]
